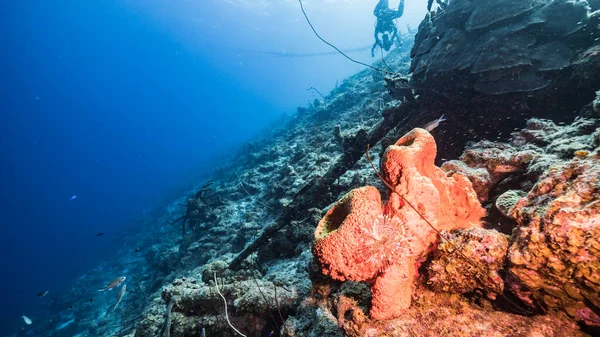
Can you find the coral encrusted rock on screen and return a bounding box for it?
[313,128,485,320]
[507,150,600,326]
[428,227,509,299]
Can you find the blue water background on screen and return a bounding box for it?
[0,0,425,334]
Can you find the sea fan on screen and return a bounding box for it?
[356,214,413,272]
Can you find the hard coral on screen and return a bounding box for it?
[507,152,600,326]
[335,288,587,337]
[441,140,538,202]
[313,128,485,320]
[428,227,509,299]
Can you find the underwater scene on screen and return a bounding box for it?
[2,0,600,336]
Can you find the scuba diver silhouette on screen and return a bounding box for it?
[371,0,405,57]
[428,0,449,12]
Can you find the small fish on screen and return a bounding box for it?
[37,290,49,297]
[96,232,105,237]
[69,195,77,201]
[135,248,140,253]
[21,314,32,325]
[113,284,127,311]
[90,297,94,302]
[97,276,126,292]
[423,114,446,132]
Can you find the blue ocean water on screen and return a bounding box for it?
[0,1,425,335]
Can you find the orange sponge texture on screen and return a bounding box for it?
[313,128,485,320]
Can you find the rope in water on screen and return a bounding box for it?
[297,0,393,75]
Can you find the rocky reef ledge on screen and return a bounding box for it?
[130,116,600,337]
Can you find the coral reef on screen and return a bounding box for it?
[9,47,415,337]
[11,9,600,334]
[170,180,222,237]
[313,128,485,320]
[507,150,600,326]
[330,288,586,337]
[135,258,308,337]
[441,118,600,203]
[442,117,600,326]
[304,116,600,336]
[441,141,538,201]
[427,227,509,300]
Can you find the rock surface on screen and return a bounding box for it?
[330,288,586,337]
[427,227,509,300]
[395,0,600,163]
[411,0,598,98]
[442,116,600,326]
[508,148,600,326]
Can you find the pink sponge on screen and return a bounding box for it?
[313,128,485,320]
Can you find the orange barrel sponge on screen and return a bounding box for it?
[313,128,486,320]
